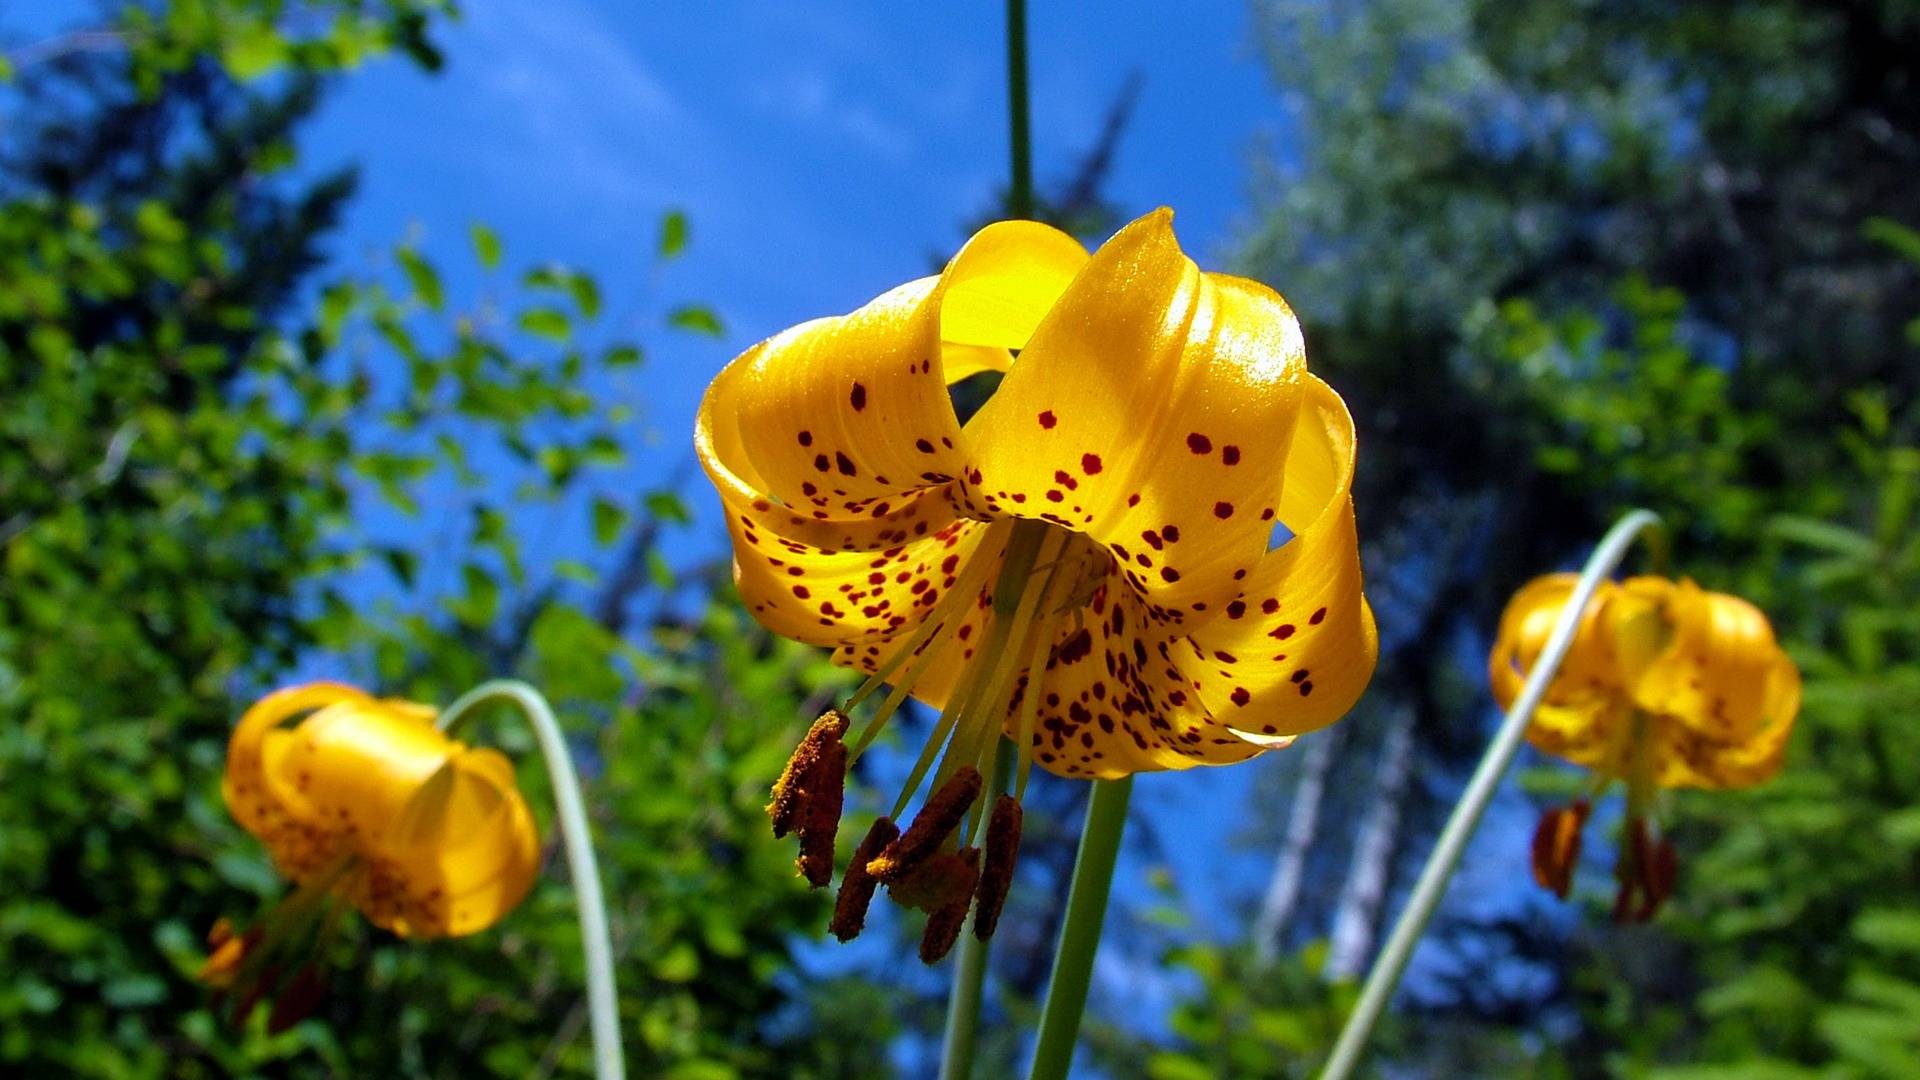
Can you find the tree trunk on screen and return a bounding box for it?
[1253,725,1343,963]
[1325,707,1415,980]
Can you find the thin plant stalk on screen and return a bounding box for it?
[934,0,1034,1073]
[1005,0,1032,220]
[1319,508,1664,1080]
[440,680,625,1080]
[1027,775,1134,1080]
[939,739,1016,1080]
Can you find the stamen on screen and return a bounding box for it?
[766,710,849,839]
[869,766,982,882]
[796,736,847,888]
[974,795,1023,941]
[887,848,982,911]
[830,816,899,941]
[1529,799,1589,898]
[267,965,328,1034]
[917,847,981,965]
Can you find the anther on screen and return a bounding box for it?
[868,766,983,882]
[830,816,899,942]
[973,795,1023,940]
[1612,816,1672,923]
[918,847,981,964]
[1529,799,1589,899]
[767,710,849,839]
[796,737,847,888]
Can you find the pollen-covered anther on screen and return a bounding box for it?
[767,709,850,839]
[917,847,981,965]
[830,816,899,942]
[867,766,983,882]
[973,795,1023,940]
[795,736,848,888]
[1528,799,1590,899]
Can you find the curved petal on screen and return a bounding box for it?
[224,682,371,879]
[1488,574,1620,713]
[267,699,452,847]
[1006,576,1259,778]
[694,220,1088,515]
[1653,646,1800,790]
[1633,579,1799,746]
[1176,376,1378,737]
[960,209,1316,615]
[1525,697,1633,776]
[364,746,542,938]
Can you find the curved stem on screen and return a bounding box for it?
[439,680,625,1080]
[1319,509,1664,1080]
[1028,775,1133,1080]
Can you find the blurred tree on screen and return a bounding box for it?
[1103,0,1918,1074]
[0,3,886,1076]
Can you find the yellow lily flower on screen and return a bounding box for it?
[1489,574,1800,920]
[696,209,1376,959]
[204,682,541,1026]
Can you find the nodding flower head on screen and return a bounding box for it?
[1491,574,1800,921]
[696,210,1377,959]
[204,682,541,1025]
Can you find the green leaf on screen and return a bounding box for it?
[518,307,571,343]
[592,497,627,546]
[1852,909,1920,952]
[470,222,502,269]
[1862,216,1920,263]
[645,491,691,525]
[397,247,443,310]
[658,209,690,258]
[668,304,724,337]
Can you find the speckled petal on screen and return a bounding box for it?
[959,209,1315,616]
[1631,579,1798,747]
[1176,376,1378,738]
[1488,573,1622,714]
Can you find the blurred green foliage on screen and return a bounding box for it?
[0,3,881,1076]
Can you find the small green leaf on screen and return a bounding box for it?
[668,304,724,337]
[470,222,502,268]
[592,497,627,546]
[518,307,571,343]
[658,209,690,258]
[396,247,443,310]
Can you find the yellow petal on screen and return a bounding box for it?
[1177,376,1378,738]
[1488,574,1620,714]
[1525,697,1633,777]
[367,746,542,938]
[264,698,454,844]
[223,682,369,844]
[940,218,1089,349]
[958,209,1313,614]
[1632,579,1799,747]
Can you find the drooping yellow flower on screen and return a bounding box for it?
[204,682,541,1026]
[1490,574,1800,920]
[696,209,1376,958]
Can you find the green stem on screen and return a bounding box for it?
[940,739,1016,1080]
[439,680,625,1080]
[1006,0,1032,220]
[1028,775,1133,1080]
[1318,509,1664,1080]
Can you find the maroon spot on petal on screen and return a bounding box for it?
[1162,525,1181,543]
[915,438,935,453]
[1271,624,1296,640]
[1046,490,1065,503]
[1310,607,1327,625]
[1160,567,1181,583]
[1290,669,1309,683]
[792,585,812,599]
[1186,432,1212,454]
[1262,598,1279,614]
[813,454,831,472]
[798,430,813,446]
[1038,410,1057,429]
[1082,453,1103,475]
[835,452,857,476]
[1127,492,1141,507]
[1230,687,1251,706]
[801,481,818,496]
[1221,445,1241,465]
[1213,501,1234,519]
[1141,530,1163,551]
[850,383,867,410]
[1299,681,1314,697]
[1226,601,1246,619]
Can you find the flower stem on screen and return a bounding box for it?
[439,680,625,1080]
[1318,508,1664,1080]
[1027,774,1133,1080]
[940,738,1015,1080]
[1006,0,1032,220]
